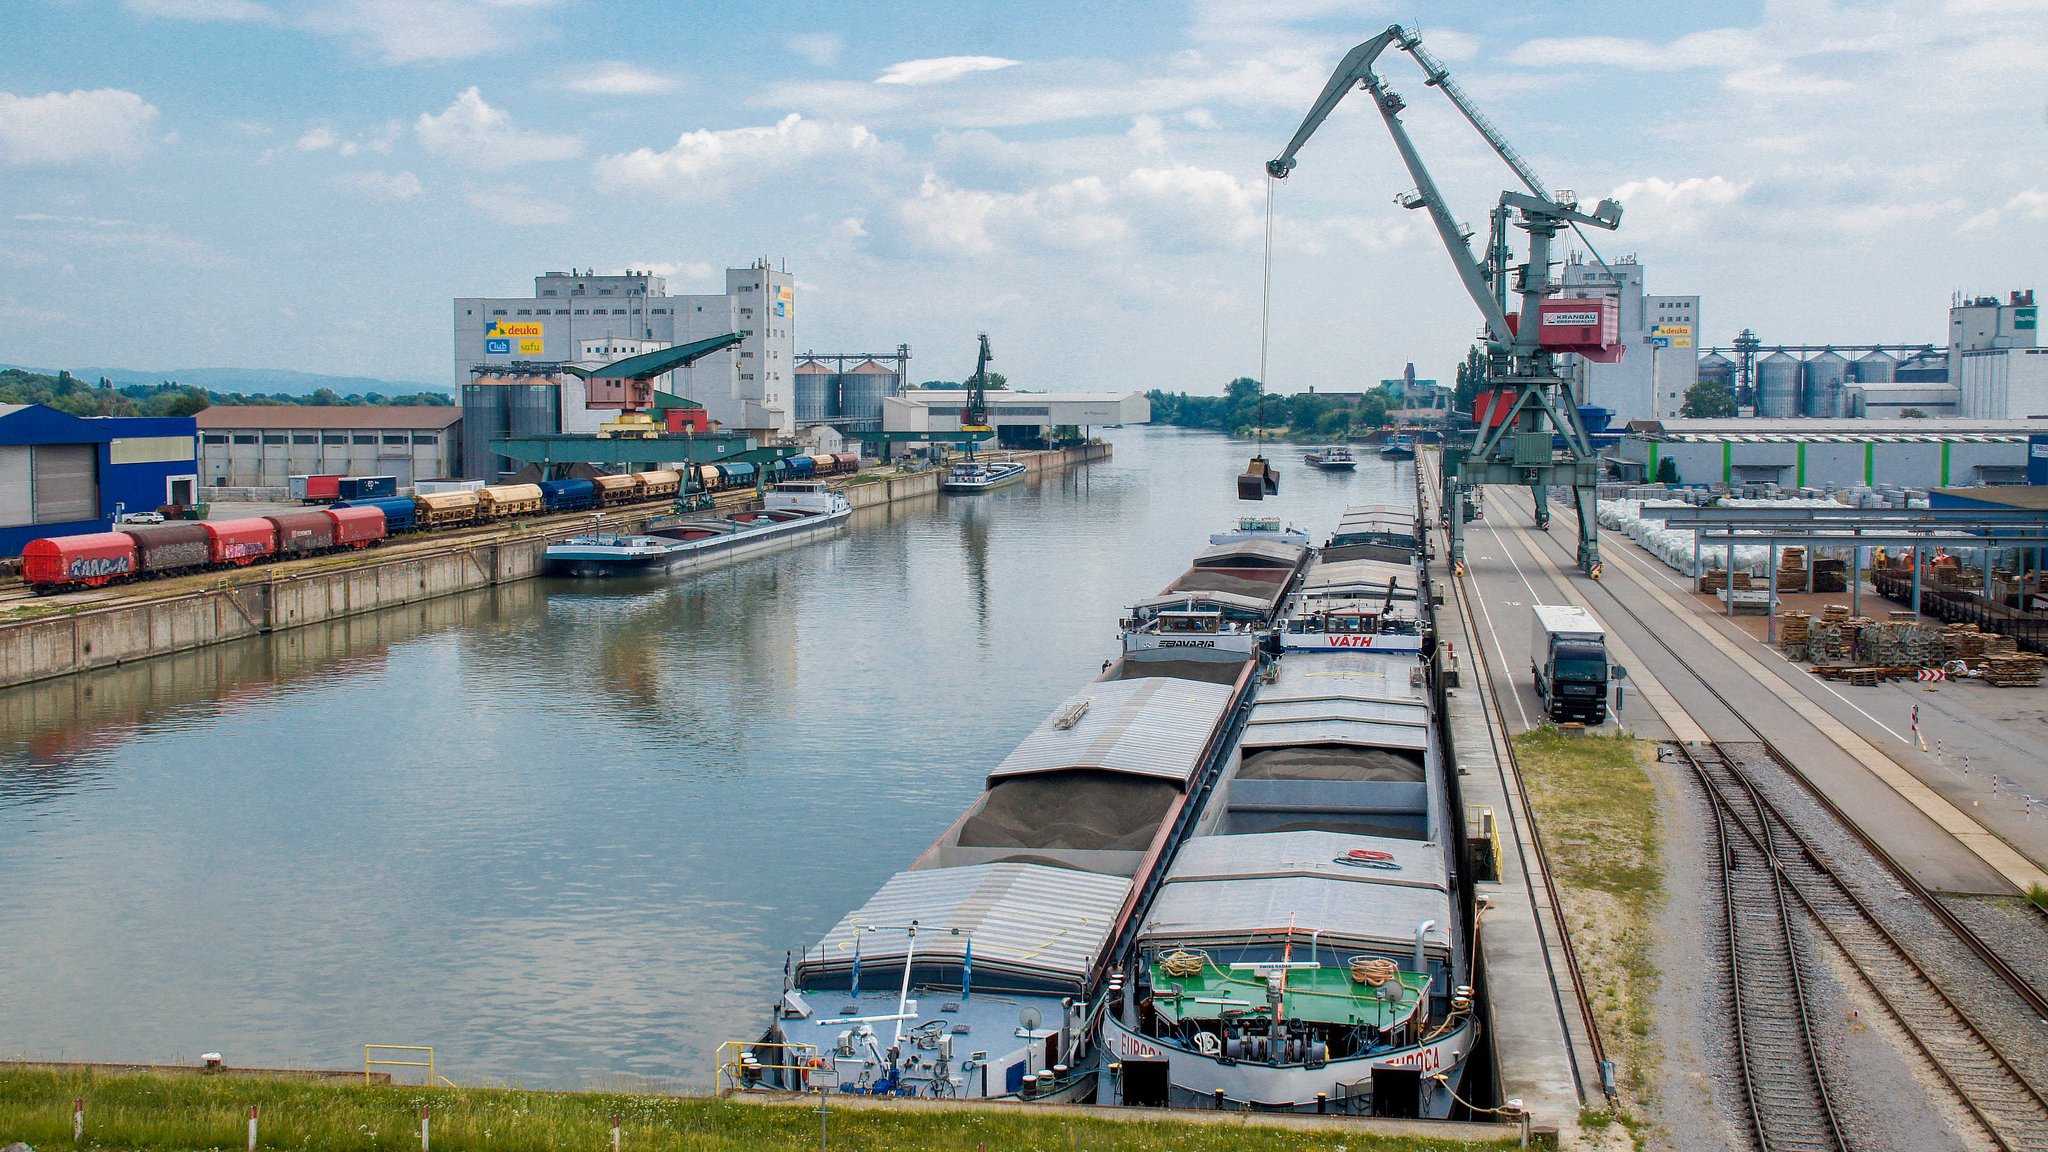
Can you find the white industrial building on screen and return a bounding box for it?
[454,261,796,439]
[1555,253,1699,424]
[1612,418,2041,491]
[197,406,463,489]
[1953,291,2045,418]
[883,390,1150,434]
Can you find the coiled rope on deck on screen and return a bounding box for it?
[1160,949,1211,979]
[1350,956,1400,986]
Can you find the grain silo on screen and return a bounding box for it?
[1802,350,1850,418]
[1756,351,1802,418]
[795,360,836,424]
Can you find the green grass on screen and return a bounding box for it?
[0,1067,1511,1152]
[1511,726,1663,1122]
[2029,883,2048,913]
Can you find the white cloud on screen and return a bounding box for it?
[560,63,678,96]
[296,126,336,151]
[464,187,571,226]
[899,163,1263,258]
[335,169,423,200]
[0,89,159,165]
[615,261,714,281]
[415,88,581,169]
[788,32,844,67]
[125,0,276,19]
[1959,188,2048,232]
[301,0,563,66]
[1608,175,1750,236]
[593,113,882,198]
[876,56,1019,86]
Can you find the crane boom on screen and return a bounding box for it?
[961,333,994,436]
[1263,24,1627,576]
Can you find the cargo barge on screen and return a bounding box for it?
[544,481,850,578]
[940,458,1028,493]
[738,535,1309,1102]
[1100,503,1476,1117]
[1304,445,1357,471]
[1121,532,1312,656]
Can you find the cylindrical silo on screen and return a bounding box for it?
[1851,349,1897,383]
[795,360,834,423]
[1697,351,1735,390]
[1802,350,1849,418]
[839,360,899,426]
[1756,351,1801,418]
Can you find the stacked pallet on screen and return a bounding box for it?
[1776,547,1809,593]
[1983,654,2045,687]
[1888,610,1919,623]
[1942,624,1987,660]
[1779,611,1812,652]
[1983,634,2021,659]
[1822,604,1851,623]
[1812,559,1847,593]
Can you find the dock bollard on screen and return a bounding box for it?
[1213,1088,1226,1110]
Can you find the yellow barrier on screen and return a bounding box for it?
[366,1045,435,1086]
[1470,806,1503,881]
[714,1040,829,1093]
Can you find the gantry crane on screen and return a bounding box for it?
[960,333,996,452]
[1267,25,1624,574]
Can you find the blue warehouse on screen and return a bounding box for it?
[0,403,199,557]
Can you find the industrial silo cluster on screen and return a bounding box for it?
[1734,347,1918,418]
[794,359,904,429]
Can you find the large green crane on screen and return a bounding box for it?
[960,332,996,450]
[1267,26,1625,575]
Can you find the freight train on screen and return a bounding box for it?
[18,453,864,593]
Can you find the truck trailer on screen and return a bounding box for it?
[1531,604,1610,724]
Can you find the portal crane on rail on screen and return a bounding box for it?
[960,332,996,449]
[1267,25,1625,574]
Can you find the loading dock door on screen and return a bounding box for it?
[31,443,99,523]
[0,446,31,526]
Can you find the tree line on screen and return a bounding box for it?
[0,369,453,419]
[1147,377,1395,437]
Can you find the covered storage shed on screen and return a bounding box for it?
[0,404,198,558]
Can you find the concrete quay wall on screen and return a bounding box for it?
[0,443,1110,690]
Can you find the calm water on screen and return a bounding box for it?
[0,427,1410,1089]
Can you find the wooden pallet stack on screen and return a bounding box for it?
[1942,624,1987,660]
[1811,558,1847,593]
[1699,570,1755,594]
[1779,611,1812,658]
[1821,604,1851,623]
[1776,547,1809,593]
[1983,653,2045,687]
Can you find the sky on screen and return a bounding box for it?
[1,0,2044,393]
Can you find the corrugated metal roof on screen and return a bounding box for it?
[1141,874,1454,953]
[1247,698,1429,728]
[195,405,462,430]
[806,863,1131,985]
[1164,831,1449,893]
[1260,652,1427,707]
[1131,590,1273,615]
[1239,718,1429,751]
[989,676,1236,784]
[1302,557,1416,593]
[1193,539,1309,568]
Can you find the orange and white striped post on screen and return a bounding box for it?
[246,1105,258,1152]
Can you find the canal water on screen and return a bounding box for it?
[0,426,1412,1088]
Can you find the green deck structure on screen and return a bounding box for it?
[1149,960,1427,1030]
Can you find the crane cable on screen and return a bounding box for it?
[1258,175,1277,401]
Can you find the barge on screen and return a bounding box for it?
[1304,445,1358,471]
[941,458,1028,493]
[1100,504,1475,1117]
[544,481,849,578]
[739,536,1307,1102]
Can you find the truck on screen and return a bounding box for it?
[1531,604,1610,724]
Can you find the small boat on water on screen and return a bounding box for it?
[942,458,1028,493]
[1378,434,1416,459]
[1304,445,1357,471]
[543,481,850,577]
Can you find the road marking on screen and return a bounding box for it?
[1486,516,1706,744]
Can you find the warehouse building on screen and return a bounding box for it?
[1554,253,1700,424]
[1612,418,2042,491]
[1,403,198,557]
[454,261,796,440]
[197,406,462,490]
[883,390,1149,445]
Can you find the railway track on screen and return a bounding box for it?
[1507,490,2048,1151]
[1683,740,1846,1152]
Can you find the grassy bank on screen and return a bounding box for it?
[1510,727,1663,1112]
[0,1066,1512,1152]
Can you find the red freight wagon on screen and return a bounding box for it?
[201,518,278,565]
[263,511,336,556]
[324,505,386,549]
[292,474,342,504]
[21,533,138,590]
[123,521,213,573]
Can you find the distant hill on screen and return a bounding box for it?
[0,364,450,396]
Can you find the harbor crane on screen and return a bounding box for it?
[1267,25,1624,574]
[961,333,996,442]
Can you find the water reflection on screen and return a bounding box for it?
[0,427,1406,1087]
